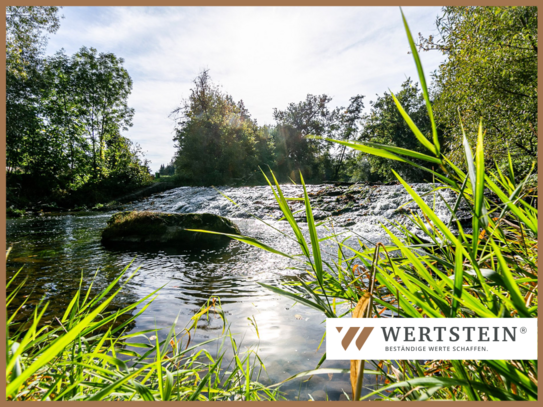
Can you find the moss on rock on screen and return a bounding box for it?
[101,211,240,250]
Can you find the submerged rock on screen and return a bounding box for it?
[101,211,240,250]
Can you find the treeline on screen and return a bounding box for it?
[167,6,537,186]
[168,71,437,186]
[7,7,151,210]
[7,6,537,201]
[169,69,365,185]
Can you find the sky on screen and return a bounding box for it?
[45,7,445,173]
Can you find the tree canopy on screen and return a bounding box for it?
[350,79,437,183]
[421,6,537,175]
[6,6,151,208]
[171,70,275,185]
[6,6,61,78]
[170,71,366,185]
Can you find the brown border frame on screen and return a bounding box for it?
[1,1,540,404]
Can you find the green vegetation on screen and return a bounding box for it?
[170,71,365,186]
[9,6,536,204]
[157,161,176,178]
[7,6,152,212]
[349,78,438,183]
[271,93,365,183]
[421,6,537,176]
[170,70,276,186]
[6,253,280,401]
[196,9,538,400]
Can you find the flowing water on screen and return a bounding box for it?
[6,183,460,400]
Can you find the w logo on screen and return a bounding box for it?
[336,326,374,350]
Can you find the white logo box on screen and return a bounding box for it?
[326,318,537,360]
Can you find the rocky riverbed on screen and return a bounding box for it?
[123,181,470,236]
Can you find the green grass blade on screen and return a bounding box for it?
[87,363,151,400]
[186,229,296,259]
[6,291,117,397]
[473,120,487,254]
[362,376,522,401]
[485,360,537,398]
[390,90,437,155]
[365,141,441,164]
[188,355,223,401]
[401,8,439,155]
[258,283,328,315]
[300,172,324,288]
[491,240,531,317]
[451,244,464,317]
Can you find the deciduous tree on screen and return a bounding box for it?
[421,6,537,175]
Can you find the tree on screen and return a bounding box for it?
[6,6,62,177]
[420,6,537,175]
[6,9,150,206]
[159,161,176,176]
[41,51,89,187]
[272,94,337,181]
[331,95,365,180]
[171,70,274,185]
[6,6,62,78]
[351,79,438,183]
[69,47,135,181]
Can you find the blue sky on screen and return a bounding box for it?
[46,7,445,173]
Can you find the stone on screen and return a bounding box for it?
[101,211,240,250]
[310,390,328,401]
[324,189,345,197]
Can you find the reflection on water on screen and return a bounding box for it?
[7,183,455,400]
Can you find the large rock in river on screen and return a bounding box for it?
[101,211,240,250]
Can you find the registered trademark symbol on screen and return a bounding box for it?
[520,327,527,334]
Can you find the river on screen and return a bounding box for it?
[6,182,460,400]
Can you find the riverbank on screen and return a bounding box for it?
[6,180,180,219]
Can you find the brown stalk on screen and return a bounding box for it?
[351,243,382,401]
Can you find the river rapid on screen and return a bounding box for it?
[6,182,461,400]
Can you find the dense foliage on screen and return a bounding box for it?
[350,79,439,183]
[6,6,151,210]
[158,161,176,176]
[6,259,279,401]
[272,94,364,183]
[170,72,365,185]
[171,70,275,186]
[8,6,538,204]
[421,6,537,176]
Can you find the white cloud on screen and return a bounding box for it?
[46,6,444,172]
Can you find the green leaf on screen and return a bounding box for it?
[300,172,324,288]
[87,363,151,400]
[401,8,440,155]
[451,244,464,317]
[490,239,531,317]
[188,356,222,401]
[390,90,437,155]
[185,229,295,259]
[258,283,328,315]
